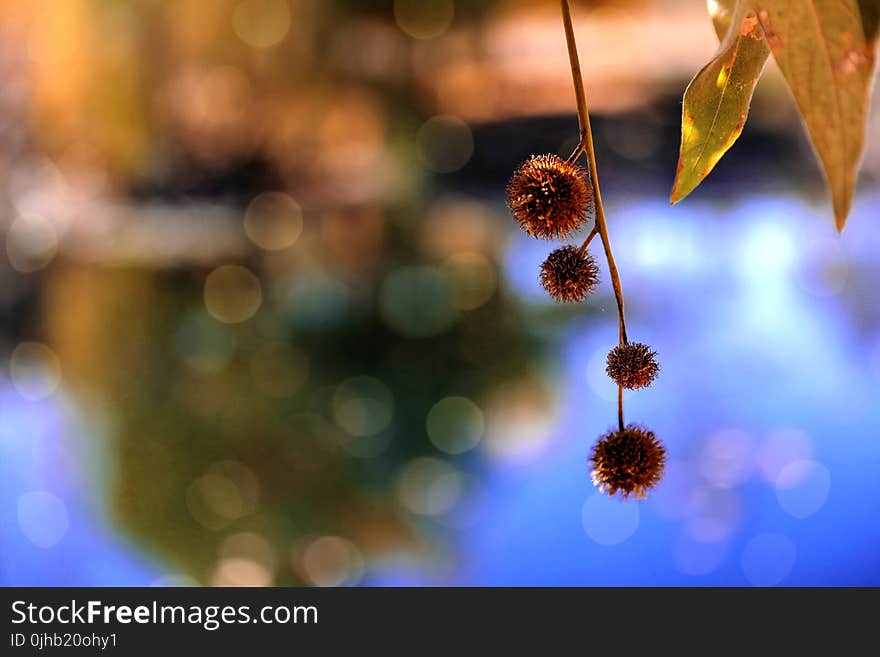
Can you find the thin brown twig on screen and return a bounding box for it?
[561,0,628,428]
[577,223,599,255]
[561,0,627,346]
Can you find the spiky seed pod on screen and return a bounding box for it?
[605,342,659,389]
[506,154,593,240]
[589,425,666,499]
[539,245,600,302]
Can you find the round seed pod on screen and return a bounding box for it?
[589,424,666,499]
[539,245,600,302]
[506,154,593,240]
[605,342,659,389]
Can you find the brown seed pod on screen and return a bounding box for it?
[605,342,659,389]
[506,154,593,240]
[539,245,600,302]
[589,424,666,499]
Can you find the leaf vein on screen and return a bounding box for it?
[692,30,743,175]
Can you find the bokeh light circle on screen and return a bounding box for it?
[394,0,454,40]
[684,486,741,543]
[483,377,555,461]
[417,115,473,173]
[379,266,458,337]
[10,342,62,401]
[649,459,694,520]
[220,532,278,575]
[441,252,496,310]
[581,493,640,545]
[185,461,260,529]
[396,457,463,516]
[6,216,58,272]
[672,534,728,576]
[18,491,69,548]
[338,427,394,459]
[757,428,814,482]
[332,376,394,437]
[243,192,303,251]
[698,428,755,488]
[741,533,796,586]
[212,558,272,587]
[300,536,363,587]
[426,396,483,454]
[204,265,262,323]
[774,459,831,519]
[232,0,291,48]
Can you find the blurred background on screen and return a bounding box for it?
[0,0,878,587]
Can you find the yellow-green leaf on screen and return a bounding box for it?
[751,0,878,230]
[671,2,770,204]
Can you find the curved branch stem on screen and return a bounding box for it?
[561,0,627,347]
[578,224,599,255]
[561,0,628,428]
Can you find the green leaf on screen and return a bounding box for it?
[671,2,770,204]
[752,0,879,230]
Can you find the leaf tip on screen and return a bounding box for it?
[669,160,688,205]
[669,179,691,205]
[833,194,853,232]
